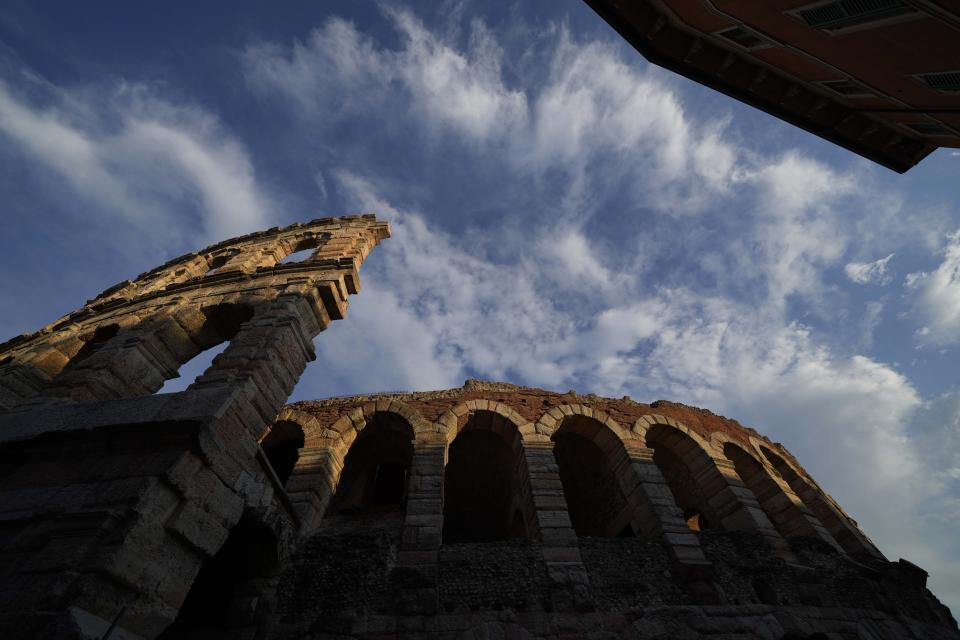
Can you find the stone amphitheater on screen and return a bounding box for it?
[0,216,956,640]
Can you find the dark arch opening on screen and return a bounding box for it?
[648,427,717,532]
[553,428,634,537]
[160,515,278,639]
[443,422,526,543]
[71,324,120,365]
[329,412,413,515]
[55,324,121,379]
[261,420,305,486]
[204,253,234,275]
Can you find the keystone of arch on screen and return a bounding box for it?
[632,414,714,454]
[435,399,532,444]
[533,404,631,444]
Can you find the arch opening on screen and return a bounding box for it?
[261,420,306,486]
[443,411,528,543]
[160,515,278,639]
[278,247,315,264]
[278,237,321,265]
[760,445,869,556]
[552,416,635,537]
[329,412,414,516]
[157,303,254,394]
[55,324,121,379]
[647,425,717,533]
[204,253,233,276]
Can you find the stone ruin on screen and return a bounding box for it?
[0,216,957,639]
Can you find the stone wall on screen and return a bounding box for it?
[0,215,391,639]
[252,382,959,640]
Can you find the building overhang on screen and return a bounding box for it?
[585,0,947,173]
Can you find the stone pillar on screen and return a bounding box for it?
[284,446,343,532]
[189,293,326,438]
[703,457,796,561]
[621,443,711,566]
[394,440,445,614]
[521,441,589,594]
[747,464,843,552]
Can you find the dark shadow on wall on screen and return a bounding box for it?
[553,431,635,537]
[159,515,278,640]
[443,429,524,543]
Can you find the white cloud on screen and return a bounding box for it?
[243,11,527,144]
[242,10,742,219]
[0,79,271,247]
[846,253,895,285]
[907,231,960,346]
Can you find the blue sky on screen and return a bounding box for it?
[2,0,959,614]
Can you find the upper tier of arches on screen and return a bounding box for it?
[263,396,882,560]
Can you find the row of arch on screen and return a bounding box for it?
[260,398,882,561]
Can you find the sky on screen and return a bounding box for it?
[1,0,959,615]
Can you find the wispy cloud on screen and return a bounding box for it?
[907,231,960,346]
[0,78,271,247]
[846,253,895,285]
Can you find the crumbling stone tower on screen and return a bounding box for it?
[0,215,390,638]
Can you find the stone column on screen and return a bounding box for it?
[702,457,796,561]
[521,442,588,587]
[394,440,445,614]
[620,443,711,566]
[284,447,343,532]
[189,293,326,439]
[746,464,843,552]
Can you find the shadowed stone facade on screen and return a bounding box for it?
[0,218,957,639]
[0,215,390,638]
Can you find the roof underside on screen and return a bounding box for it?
[584,0,940,173]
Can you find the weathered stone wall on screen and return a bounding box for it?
[0,215,390,639]
[254,382,959,640]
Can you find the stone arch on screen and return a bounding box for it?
[547,408,640,537]
[437,399,532,444]
[633,416,725,531]
[637,418,796,559]
[633,413,712,452]
[716,434,842,551]
[274,232,327,265]
[277,402,426,533]
[534,403,630,442]
[758,443,883,559]
[330,409,416,514]
[441,404,534,542]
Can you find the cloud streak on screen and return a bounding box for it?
[0,79,272,247]
[846,253,895,285]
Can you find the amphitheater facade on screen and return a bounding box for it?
[0,216,957,640]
